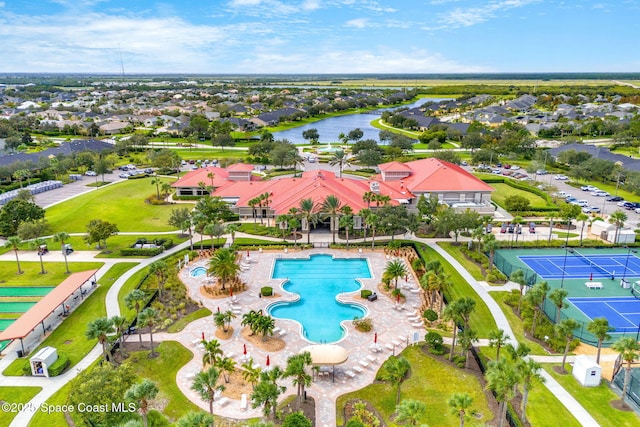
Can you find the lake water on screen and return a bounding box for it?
[272,97,449,144]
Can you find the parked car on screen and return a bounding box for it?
[635,208,640,214]
[460,161,468,166]
[496,162,502,168]
[536,169,548,175]
[492,169,502,174]
[85,170,97,176]
[554,175,569,180]
[577,200,589,207]
[582,206,601,214]
[581,185,598,191]
[144,168,154,174]
[119,173,130,179]
[510,165,521,170]
[566,197,578,203]
[624,202,640,210]
[591,190,609,197]
[503,164,511,169]
[607,196,624,202]
[500,223,507,233]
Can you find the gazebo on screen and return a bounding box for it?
[300,344,349,383]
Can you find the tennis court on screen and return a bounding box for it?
[518,251,640,280]
[569,296,640,333]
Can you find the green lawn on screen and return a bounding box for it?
[166,307,211,333]
[118,268,149,321]
[543,364,640,427]
[336,345,492,426]
[128,341,202,422]
[416,243,496,336]
[491,182,549,209]
[28,381,73,427]
[438,242,485,281]
[2,263,137,376]
[525,377,582,427]
[0,261,103,287]
[0,386,42,427]
[45,177,179,233]
[490,291,547,355]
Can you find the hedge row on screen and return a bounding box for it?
[119,247,164,256]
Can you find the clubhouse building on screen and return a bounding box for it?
[171,158,495,219]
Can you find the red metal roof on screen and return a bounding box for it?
[0,269,98,342]
[378,161,411,172]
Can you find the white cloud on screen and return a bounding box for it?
[302,0,322,10]
[228,0,263,5]
[0,2,5,7]
[345,18,369,28]
[429,0,540,29]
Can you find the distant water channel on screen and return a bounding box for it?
[272,97,449,144]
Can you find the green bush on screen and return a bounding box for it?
[119,247,164,256]
[423,309,438,322]
[47,352,70,376]
[425,331,443,348]
[261,286,273,297]
[353,317,373,332]
[360,289,373,299]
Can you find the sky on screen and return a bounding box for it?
[0,0,638,74]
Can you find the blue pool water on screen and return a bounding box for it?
[268,254,371,343]
[190,266,207,277]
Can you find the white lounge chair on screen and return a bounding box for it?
[345,370,356,378]
[353,365,363,373]
[278,329,287,337]
[385,343,394,351]
[366,355,377,363]
[216,397,230,407]
[358,360,369,368]
[240,393,248,410]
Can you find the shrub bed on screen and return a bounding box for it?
[261,286,273,297]
[360,289,372,299]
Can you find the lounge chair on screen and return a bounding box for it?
[353,365,363,373]
[345,370,356,378]
[366,355,377,363]
[278,329,287,337]
[216,397,230,407]
[240,394,248,410]
[358,360,369,368]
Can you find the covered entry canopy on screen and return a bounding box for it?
[300,344,349,365]
[0,269,98,347]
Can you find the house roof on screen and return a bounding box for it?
[227,163,255,172]
[379,158,494,193]
[379,161,411,172]
[171,164,259,188]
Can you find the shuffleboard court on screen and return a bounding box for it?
[569,296,640,333]
[0,301,37,313]
[519,252,640,280]
[0,319,15,331]
[0,287,54,297]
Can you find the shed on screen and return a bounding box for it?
[607,228,636,245]
[30,346,58,377]
[590,220,614,239]
[572,355,601,386]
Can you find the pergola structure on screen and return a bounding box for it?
[0,269,98,355]
[300,344,349,383]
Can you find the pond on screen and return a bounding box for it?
[272,97,450,144]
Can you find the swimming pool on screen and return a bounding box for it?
[190,266,207,277]
[268,254,371,343]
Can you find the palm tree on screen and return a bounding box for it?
[242,310,261,336]
[203,222,225,249]
[284,352,312,403]
[549,288,568,323]
[321,194,342,244]
[587,317,613,365]
[362,191,375,209]
[111,315,129,358]
[138,307,158,356]
[125,379,159,427]
[443,300,465,361]
[160,182,173,201]
[458,328,479,368]
[329,149,350,177]
[150,177,162,198]
[192,366,225,416]
[516,358,544,424]
[148,260,169,299]
[29,238,47,274]
[524,284,545,336]
[471,226,484,252]
[256,314,275,341]
[176,411,214,427]
[482,233,498,267]
[53,231,71,274]
[298,198,318,244]
[125,289,147,344]
[260,192,272,227]
[339,205,354,248]
[367,213,380,250]
[5,236,23,274]
[486,358,519,427]
[218,356,236,383]
[86,317,114,363]
[380,356,410,404]
[577,212,589,245]
[214,310,236,333]
[226,223,239,245]
[457,297,476,331]
[249,197,260,229]
[241,358,262,390]
[612,336,640,403]
[202,339,223,367]
[488,329,510,360]
[384,259,408,290]
[394,399,426,426]
[510,269,527,316]
[207,248,240,291]
[448,392,475,427]
[252,366,285,419]
[555,318,580,373]
[182,219,194,251]
[609,210,628,245]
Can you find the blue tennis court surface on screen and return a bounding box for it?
[518,253,640,280]
[569,297,640,333]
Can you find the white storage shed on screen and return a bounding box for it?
[30,346,58,377]
[572,354,601,387]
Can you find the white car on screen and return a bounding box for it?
[554,175,569,180]
[118,173,129,179]
[635,208,640,214]
[510,165,521,170]
[582,185,598,191]
[85,170,97,176]
[591,190,609,197]
[617,201,628,207]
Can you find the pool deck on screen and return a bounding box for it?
[152,248,425,426]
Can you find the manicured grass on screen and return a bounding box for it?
[45,177,178,233]
[438,242,485,281]
[490,291,547,355]
[525,377,582,427]
[336,345,492,426]
[118,268,149,321]
[0,386,42,427]
[416,243,496,336]
[2,263,136,376]
[491,182,549,209]
[0,262,103,287]
[28,381,73,427]
[555,232,579,238]
[128,341,201,422]
[543,364,640,427]
[166,307,211,333]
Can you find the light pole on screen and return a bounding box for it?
[621,246,637,288]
